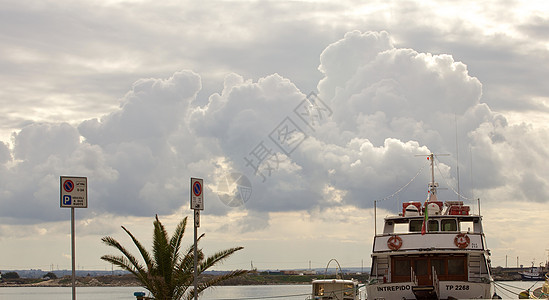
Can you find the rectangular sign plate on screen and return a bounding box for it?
[60,176,88,208]
[190,177,204,210]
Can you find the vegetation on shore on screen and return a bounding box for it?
[220,273,371,285]
[1,267,524,287]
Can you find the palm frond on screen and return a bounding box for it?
[152,215,173,282]
[169,216,188,260]
[101,236,147,277]
[183,269,249,300]
[173,249,197,289]
[197,247,244,276]
[121,225,154,270]
[100,255,138,275]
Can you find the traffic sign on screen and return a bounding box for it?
[190,177,204,210]
[194,210,200,228]
[60,176,87,208]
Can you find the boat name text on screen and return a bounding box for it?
[377,285,411,292]
[446,284,470,290]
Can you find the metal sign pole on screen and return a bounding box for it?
[193,210,198,300]
[60,176,87,300]
[190,177,203,300]
[71,207,76,300]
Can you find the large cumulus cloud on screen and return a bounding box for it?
[0,71,204,223]
[1,31,547,229]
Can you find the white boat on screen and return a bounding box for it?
[309,259,365,300]
[310,278,362,300]
[366,153,499,300]
[520,262,549,281]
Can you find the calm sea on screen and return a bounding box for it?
[0,285,310,300]
[0,281,543,299]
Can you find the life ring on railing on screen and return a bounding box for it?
[387,235,403,250]
[454,233,470,249]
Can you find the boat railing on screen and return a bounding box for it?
[411,267,418,286]
[432,266,440,297]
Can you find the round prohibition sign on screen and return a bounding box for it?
[193,181,202,197]
[63,180,75,192]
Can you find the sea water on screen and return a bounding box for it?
[0,281,544,299]
[0,285,310,300]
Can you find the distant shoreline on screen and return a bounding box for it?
[0,273,371,287]
[0,269,522,288]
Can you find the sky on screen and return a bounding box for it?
[1,0,549,273]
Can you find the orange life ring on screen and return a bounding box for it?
[387,235,403,250]
[454,233,470,249]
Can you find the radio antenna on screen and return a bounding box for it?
[455,114,461,201]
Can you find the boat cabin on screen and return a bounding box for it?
[383,215,481,235]
[384,200,481,234]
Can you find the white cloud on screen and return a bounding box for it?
[2,29,548,227]
[1,0,549,270]
[13,123,80,163]
[0,141,10,164]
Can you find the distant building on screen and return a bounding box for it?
[280,270,317,275]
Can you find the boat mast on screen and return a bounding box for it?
[427,153,438,201]
[429,153,437,198]
[416,152,448,200]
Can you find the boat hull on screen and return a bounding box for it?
[366,280,494,300]
[520,273,546,281]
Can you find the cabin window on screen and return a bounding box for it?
[441,219,457,231]
[409,220,423,232]
[448,258,466,275]
[394,259,411,276]
[314,283,325,296]
[428,220,439,231]
[344,283,354,296]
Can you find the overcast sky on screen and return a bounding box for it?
[1,0,549,272]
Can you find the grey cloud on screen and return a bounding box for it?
[189,73,305,161]
[0,71,203,223]
[2,27,549,227]
[518,15,549,40]
[13,123,80,163]
[0,141,10,164]
[79,70,201,146]
[311,30,549,208]
[236,211,270,233]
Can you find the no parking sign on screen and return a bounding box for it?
[60,176,88,208]
[190,178,204,210]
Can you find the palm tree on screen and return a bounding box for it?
[101,215,248,300]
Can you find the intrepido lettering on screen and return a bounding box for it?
[377,285,411,292]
